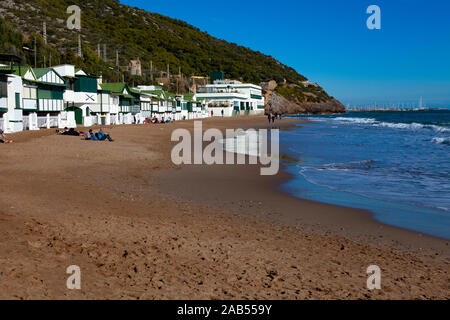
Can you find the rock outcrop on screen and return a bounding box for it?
[261,81,346,114]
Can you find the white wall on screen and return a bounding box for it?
[53,65,75,78]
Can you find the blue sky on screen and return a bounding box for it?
[121,0,450,107]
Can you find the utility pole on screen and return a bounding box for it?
[103,44,107,62]
[34,37,37,68]
[150,60,153,83]
[116,50,120,82]
[43,22,47,44]
[77,33,82,58]
[97,43,101,58]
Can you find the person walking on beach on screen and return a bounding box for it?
[221,109,224,117]
[211,109,214,117]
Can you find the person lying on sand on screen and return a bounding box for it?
[83,129,97,141]
[58,127,81,136]
[57,127,69,134]
[0,129,13,143]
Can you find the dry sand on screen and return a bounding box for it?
[0,116,448,299]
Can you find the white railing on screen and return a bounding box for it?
[23,117,29,130]
[49,116,58,128]
[37,115,59,128]
[37,117,47,128]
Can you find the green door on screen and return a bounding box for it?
[15,93,20,109]
[74,108,83,125]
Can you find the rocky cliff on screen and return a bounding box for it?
[261,80,346,114]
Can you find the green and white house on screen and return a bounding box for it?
[0,62,75,131]
[0,62,25,133]
[180,93,206,120]
[134,86,176,121]
[132,85,159,121]
[99,82,140,124]
[53,65,103,127]
[31,67,71,128]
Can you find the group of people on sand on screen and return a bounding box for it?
[57,127,114,142]
[267,104,282,126]
[84,128,114,142]
[145,116,173,124]
[0,129,13,144]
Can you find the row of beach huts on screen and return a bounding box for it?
[0,55,266,133]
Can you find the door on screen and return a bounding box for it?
[74,108,83,125]
[15,93,21,109]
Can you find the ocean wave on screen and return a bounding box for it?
[431,137,450,145]
[301,160,378,172]
[430,125,450,133]
[333,117,377,124]
[375,122,424,130]
[325,117,450,134]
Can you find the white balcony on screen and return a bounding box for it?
[23,98,37,110]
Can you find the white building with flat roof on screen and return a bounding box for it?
[195,80,265,117]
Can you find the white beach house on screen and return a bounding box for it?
[0,62,25,133]
[195,76,265,117]
[53,64,103,127]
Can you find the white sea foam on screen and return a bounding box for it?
[430,125,450,133]
[322,117,450,134]
[333,117,377,124]
[431,137,450,145]
[375,122,424,131]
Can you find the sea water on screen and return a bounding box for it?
[280,110,450,239]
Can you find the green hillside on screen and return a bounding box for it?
[0,0,306,85]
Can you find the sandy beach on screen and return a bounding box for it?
[0,116,448,299]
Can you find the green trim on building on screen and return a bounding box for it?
[15,92,20,109]
[37,88,64,100]
[74,76,98,93]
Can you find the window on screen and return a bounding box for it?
[0,81,7,98]
[23,87,37,99]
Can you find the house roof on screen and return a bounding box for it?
[100,82,127,94]
[183,93,195,102]
[33,67,65,81]
[100,82,138,99]
[32,67,52,79]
